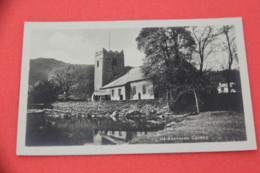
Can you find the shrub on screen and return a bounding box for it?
[28,80,61,105]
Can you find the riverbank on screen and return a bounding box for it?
[51,100,169,118]
[46,100,181,131]
[44,101,247,144]
[129,111,246,144]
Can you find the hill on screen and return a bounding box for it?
[29,58,94,100]
[29,58,67,85]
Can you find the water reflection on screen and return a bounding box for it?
[26,113,160,146]
[91,130,151,145]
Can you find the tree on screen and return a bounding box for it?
[191,26,220,72]
[136,27,202,112]
[49,65,81,100]
[28,80,61,106]
[222,25,237,93]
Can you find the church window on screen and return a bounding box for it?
[132,86,136,95]
[113,59,117,66]
[112,90,114,97]
[97,60,99,67]
[142,84,146,94]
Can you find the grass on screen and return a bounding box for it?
[129,111,247,144]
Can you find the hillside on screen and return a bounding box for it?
[29,58,94,100]
[29,58,67,85]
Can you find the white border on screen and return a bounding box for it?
[17,18,257,155]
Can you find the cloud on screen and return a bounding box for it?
[48,32,84,50]
[31,29,144,66]
[37,31,93,64]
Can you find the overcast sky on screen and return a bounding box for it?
[31,28,145,67]
[30,27,238,70]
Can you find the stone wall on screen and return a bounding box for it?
[94,48,125,91]
[102,49,125,86]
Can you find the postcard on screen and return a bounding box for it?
[17,18,256,155]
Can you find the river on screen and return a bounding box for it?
[26,112,164,146]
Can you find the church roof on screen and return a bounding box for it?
[101,67,148,89]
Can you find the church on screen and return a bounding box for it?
[91,48,155,101]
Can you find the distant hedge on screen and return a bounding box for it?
[171,93,244,113]
[201,93,244,112]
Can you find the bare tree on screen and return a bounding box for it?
[222,25,237,93]
[191,26,219,72]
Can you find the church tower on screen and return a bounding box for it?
[94,48,125,91]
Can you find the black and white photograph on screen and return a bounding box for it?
[17,18,256,155]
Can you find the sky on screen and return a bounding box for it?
[31,28,145,67]
[30,27,238,70]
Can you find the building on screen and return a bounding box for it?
[92,48,154,101]
[217,82,237,94]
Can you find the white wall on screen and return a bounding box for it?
[217,82,236,94]
[102,80,154,100]
[104,86,126,101]
[130,80,154,100]
[94,55,103,91]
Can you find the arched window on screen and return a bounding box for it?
[132,86,136,95]
[142,84,146,94]
[111,89,114,97]
[113,59,117,66]
[97,60,99,67]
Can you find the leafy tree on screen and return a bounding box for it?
[136,27,204,112]
[28,80,61,105]
[49,65,81,100]
[70,65,94,101]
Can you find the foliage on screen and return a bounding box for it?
[49,65,81,100]
[29,58,94,100]
[136,27,204,112]
[68,64,94,100]
[28,80,61,105]
[207,69,241,93]
[29,58,66,85]
[137,28,195,89]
